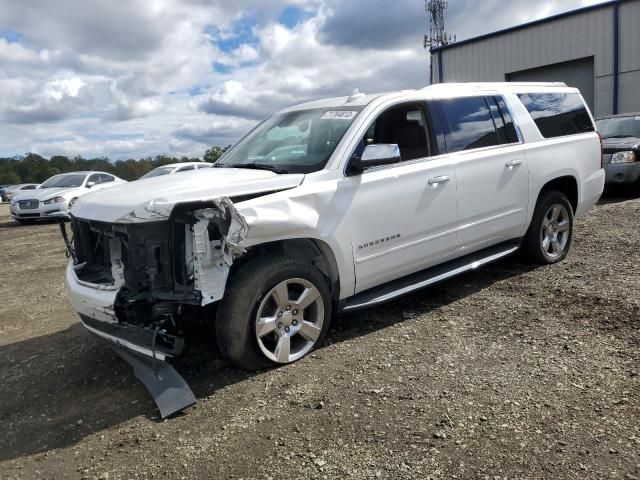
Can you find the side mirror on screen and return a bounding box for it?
[86,181,96,188]
[349,144,401,174]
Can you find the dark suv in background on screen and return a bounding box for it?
[597,113,640,186]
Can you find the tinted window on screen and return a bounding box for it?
[518,93,594,138]
[99,174,114,183]
[177,165,195,172]
[437,97,500,153]
[487,96,519,144]
[22,185,37,190]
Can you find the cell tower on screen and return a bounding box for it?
[424,0,455,83]
[424,0,455,50]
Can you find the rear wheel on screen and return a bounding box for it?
[522,190,573,264]
[215,256,332,371]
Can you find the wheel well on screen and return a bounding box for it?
[230,239,341,299]
[539,176,578,213]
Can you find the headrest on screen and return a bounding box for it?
[394,122,426,148]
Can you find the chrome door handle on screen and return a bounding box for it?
[505,159,523,168]
[428,175,451,185]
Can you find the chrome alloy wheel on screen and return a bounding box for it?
[540,204,570,259]
[255,278,325,364]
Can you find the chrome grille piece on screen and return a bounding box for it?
[18,200,39,210]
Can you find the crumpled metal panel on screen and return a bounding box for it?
[192,198,249,305]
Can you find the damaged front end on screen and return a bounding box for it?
[61,197,248,418]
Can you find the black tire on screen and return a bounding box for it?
[522,190,574,265]
[215,255,332,371]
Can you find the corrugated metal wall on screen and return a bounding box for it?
[618,0,640,113]
[431,0,640,117]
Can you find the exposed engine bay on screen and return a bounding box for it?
[60,198,249,417]
[65,197,248,326]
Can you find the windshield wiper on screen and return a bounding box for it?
[215,163,289,174]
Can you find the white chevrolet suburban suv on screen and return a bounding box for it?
[61,83,604,417]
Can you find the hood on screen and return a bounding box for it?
[12,186,83,202]
[71,168,305,223]
[602,136,640,152]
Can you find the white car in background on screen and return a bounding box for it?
[10,171,126,223]
[2,183,40,202]
[139,162,213,180]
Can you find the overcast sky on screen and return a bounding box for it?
[0,0,609,160]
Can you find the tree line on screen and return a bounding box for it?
[0,146,228,184]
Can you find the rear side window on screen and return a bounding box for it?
[518,93,594,138]
[433,97,502,153]
[98,174,114,183]
[88,174,101,185]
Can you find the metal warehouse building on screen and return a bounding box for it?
[430,0,640,117]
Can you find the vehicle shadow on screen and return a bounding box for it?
[0,218,59,229]
[0,255,538,463]
[598,183,640,205]
[328,256,538,346]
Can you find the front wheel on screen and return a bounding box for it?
[215,256,332,371]
[522,190,574,265]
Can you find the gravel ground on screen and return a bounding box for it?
[0,191,639,480]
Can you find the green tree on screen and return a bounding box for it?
[203,146,225,163]
[50,155,71,172]
[14,153,49,183]
[46,167,61,178]
[0,170,20,184]
[0,145,228,182]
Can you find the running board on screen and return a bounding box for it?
[342,241,521,312]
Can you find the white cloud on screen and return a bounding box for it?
[42,77,85,101]
[0,37,47,63]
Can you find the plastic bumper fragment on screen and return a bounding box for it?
[111,347,196,419]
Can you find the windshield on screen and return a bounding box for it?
[140,166,176,179]
[597,116,640,139]
[216,107,363,174]
[40,174,87,188]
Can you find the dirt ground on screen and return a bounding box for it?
[0,190,639,480]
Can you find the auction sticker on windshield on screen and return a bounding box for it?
[321,111,359,120]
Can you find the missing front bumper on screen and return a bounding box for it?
[80,315,195,418]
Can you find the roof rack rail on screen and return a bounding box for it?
[423,81,568,89]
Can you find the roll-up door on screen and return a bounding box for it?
[507,57,595,113]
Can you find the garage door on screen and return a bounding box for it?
[507,57,595,113]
